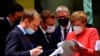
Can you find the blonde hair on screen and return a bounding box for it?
[56,5,70,15]
[21,9,41,22]
[70,11,87,23]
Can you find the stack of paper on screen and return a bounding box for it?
[49,40,75,56]
[95,40,100,51]
[49,40,86,56]
[49,47,63,56]
[62,40,75,56]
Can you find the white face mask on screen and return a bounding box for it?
[73,26,83,35]
[25,27,35,35]
[46,25,55,33]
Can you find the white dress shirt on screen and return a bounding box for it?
[60,22,72,41]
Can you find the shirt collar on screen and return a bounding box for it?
[7,17,13,26]
[17,25,26,35]
[39,25,47,34]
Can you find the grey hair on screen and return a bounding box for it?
[56,5,70,15]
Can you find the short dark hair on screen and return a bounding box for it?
[40,10,55,23]
[7,2,24,16]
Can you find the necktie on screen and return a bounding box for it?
[25,34,34,48]
[45,32,51,43]
[64,29,67,40]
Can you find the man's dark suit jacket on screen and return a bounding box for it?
[34,27,58,56]
[52,25,62,42]
[0,17,14,56]
[52,25,73,42]
[5,27,35,56]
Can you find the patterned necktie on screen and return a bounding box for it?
[45,32,51,43]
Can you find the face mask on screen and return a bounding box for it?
[15,18,21,25]
[58,18,69,26]
[46,25,55,33]
[25,27,35,35]
[73,26,83,35]
[13,16,21,25]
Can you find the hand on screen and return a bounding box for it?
[70,40,87,53]
[31,46,43,56]
[79,47,87,53]
[69,46,78,52]
[69,46,87,53]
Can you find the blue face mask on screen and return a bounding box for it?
[25,27,35,35]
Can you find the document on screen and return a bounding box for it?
[49,47,63,56]
[49,40,74,56]
[62,40,75,56]
[71,40,86,49]
[49,40,86,56]
[95,40,100,51]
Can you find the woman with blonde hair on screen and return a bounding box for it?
[66,11,99,56]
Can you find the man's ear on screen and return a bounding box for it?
[24,18,29,24]
[24,18,30,28]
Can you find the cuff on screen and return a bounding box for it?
[30,50,32,56]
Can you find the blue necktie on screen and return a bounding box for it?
[25,34,34,48]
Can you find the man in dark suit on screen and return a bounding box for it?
[53,5,73,43]
[34,10,58,56]
[5,9,43,56]
[0,3,23,56]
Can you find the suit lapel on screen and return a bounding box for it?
[38,27,49,43]
[15,27,32,49]
[57,25,62,41]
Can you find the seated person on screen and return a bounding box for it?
[66,11,99,56]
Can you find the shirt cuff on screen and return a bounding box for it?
[30,50,32,56]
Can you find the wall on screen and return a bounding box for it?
[92,0,100,34]
[16,0,34,9]
[41,0,74,13]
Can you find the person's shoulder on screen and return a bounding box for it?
[9,27,21,35]
[87,27,97,30]
[0,17,5,22]
[8,28,18,35]
[86,27,98,32]
[0,17,7,25]
[55,25,60,30]
[0,17,5,20]
[7,27,23,40]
